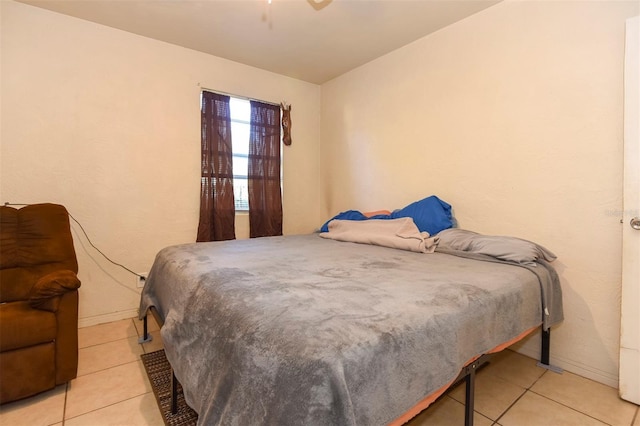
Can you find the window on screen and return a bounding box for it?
[228,96,284,212]
[198,91,283,214]
[198,90,284,241]
[229,97,251,211]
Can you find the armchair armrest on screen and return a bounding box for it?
[29,270,81,312]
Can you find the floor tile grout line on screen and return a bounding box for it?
[61,382,69,426]
[476,410,494,424]
[78,336,141,350]
[73,358,147,385]
[76,356,146,379]
[62,390,154,423]
[492,386,528,425]
[443,394,494,424]
[445,356,548,424]
[63,355,152,422]
[483,366,547,425]
[79,338,145,354]
[528,369,623,425]
[78,319,143,347]
[527,389,614,425]
[631,406,639,426]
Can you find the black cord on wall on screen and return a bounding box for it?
[3,202,146,283]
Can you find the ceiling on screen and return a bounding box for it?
[17,0,500,84]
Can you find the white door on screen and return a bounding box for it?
[620,15,640,405]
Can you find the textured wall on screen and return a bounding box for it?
[4,0,638,389]
[320,1,639,387]
[1,1,322,326]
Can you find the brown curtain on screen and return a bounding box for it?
[197,91,236,242]
[248,101,283,238]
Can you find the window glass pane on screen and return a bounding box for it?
[229,97,250,122]
[233,155,248,176]
[231,122,250,155]
[229,97,250,211]
[233,177,249,211]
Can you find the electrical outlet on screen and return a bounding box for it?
[136,273,148,288]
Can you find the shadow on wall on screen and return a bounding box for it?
[511,260,619,387]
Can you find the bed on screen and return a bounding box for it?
[139,227,562,426]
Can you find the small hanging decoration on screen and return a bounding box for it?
[307,0,332,11]
[281,103,292,146]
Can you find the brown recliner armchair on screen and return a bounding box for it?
[0,203,81,404]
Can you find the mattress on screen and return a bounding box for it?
[139,234,562,426]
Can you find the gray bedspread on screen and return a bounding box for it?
[139,234,562,426]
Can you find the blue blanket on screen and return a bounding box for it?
[320,195,453,235]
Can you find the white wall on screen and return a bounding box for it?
[3,0,637,390]
[320,0,639,387]
[0,1,321,327]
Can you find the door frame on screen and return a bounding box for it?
[620,15,639,405]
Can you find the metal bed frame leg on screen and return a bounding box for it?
[139,308,179,415]
[455,325,561,426]
[171,368,178,414]
[451,356,487,426]
[541,328,550,365]
[536,328,563,373]
[138,314,154,344]
[464,363,476,426]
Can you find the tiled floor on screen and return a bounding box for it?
[1,318,638,426]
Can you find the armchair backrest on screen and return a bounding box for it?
[0,203,78,303]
